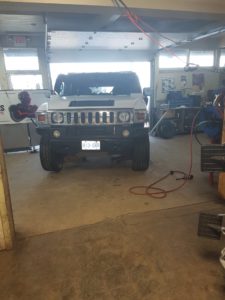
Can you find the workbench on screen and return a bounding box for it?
[152,107,201,138]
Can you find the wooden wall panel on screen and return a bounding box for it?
[0,136,14,250]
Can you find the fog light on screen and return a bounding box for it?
[122,129,130,137]
[53,130,61,138]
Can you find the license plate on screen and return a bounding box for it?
[81,141,100,150]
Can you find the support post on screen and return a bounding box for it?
[0,135,14,250]
[0,48,9,90]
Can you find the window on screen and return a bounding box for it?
[50,62,151,89]
[189,51,214,67]
[3,48,43,90]
[10,75,43,90]
[219,50,225,67]
[159,51,187,69]
[4,48,39,71]
[57,73,141,96]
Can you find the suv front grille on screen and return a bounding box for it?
[50,111,129,125]
[72,111,115,125]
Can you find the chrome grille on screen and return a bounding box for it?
[67,112,72,124]
[50,111,122,125]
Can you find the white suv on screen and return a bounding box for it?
[36,71,150,172]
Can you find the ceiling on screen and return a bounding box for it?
[0,3,225,58]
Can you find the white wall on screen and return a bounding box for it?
[156,69,222,103]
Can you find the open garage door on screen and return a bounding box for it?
[50,61,151,90]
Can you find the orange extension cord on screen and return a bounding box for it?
[129,111,201,199]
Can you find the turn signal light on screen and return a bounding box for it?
[37,114,46,122]
[135,111,146,121]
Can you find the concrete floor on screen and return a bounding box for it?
[5,135,217,237]
[0,135,224,299]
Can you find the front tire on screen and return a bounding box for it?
[40,136,64,172]
[132,135,150,171]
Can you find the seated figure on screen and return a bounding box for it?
[9,91,38,122]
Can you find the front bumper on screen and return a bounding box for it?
[37,124,149,156]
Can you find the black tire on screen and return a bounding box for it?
[132,135,150,171]
[158,120,176,139]
[40,136,64,172]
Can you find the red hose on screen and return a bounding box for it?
[129,111,200,198]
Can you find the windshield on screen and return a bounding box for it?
[54,72,142,96]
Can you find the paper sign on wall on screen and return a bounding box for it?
[162,78,176,93]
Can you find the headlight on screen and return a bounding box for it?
[135,110,147,122]
[118,111,130,123]
[51,112,64,124]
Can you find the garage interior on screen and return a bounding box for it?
[0,1,225,299]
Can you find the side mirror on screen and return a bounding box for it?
[143,87,152,97]
[143,96,148,105]
[51,90,57,96]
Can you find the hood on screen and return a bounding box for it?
[38,94,146,111]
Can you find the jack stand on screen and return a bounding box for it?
[198,213,224,240]
[198,213,225,270]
